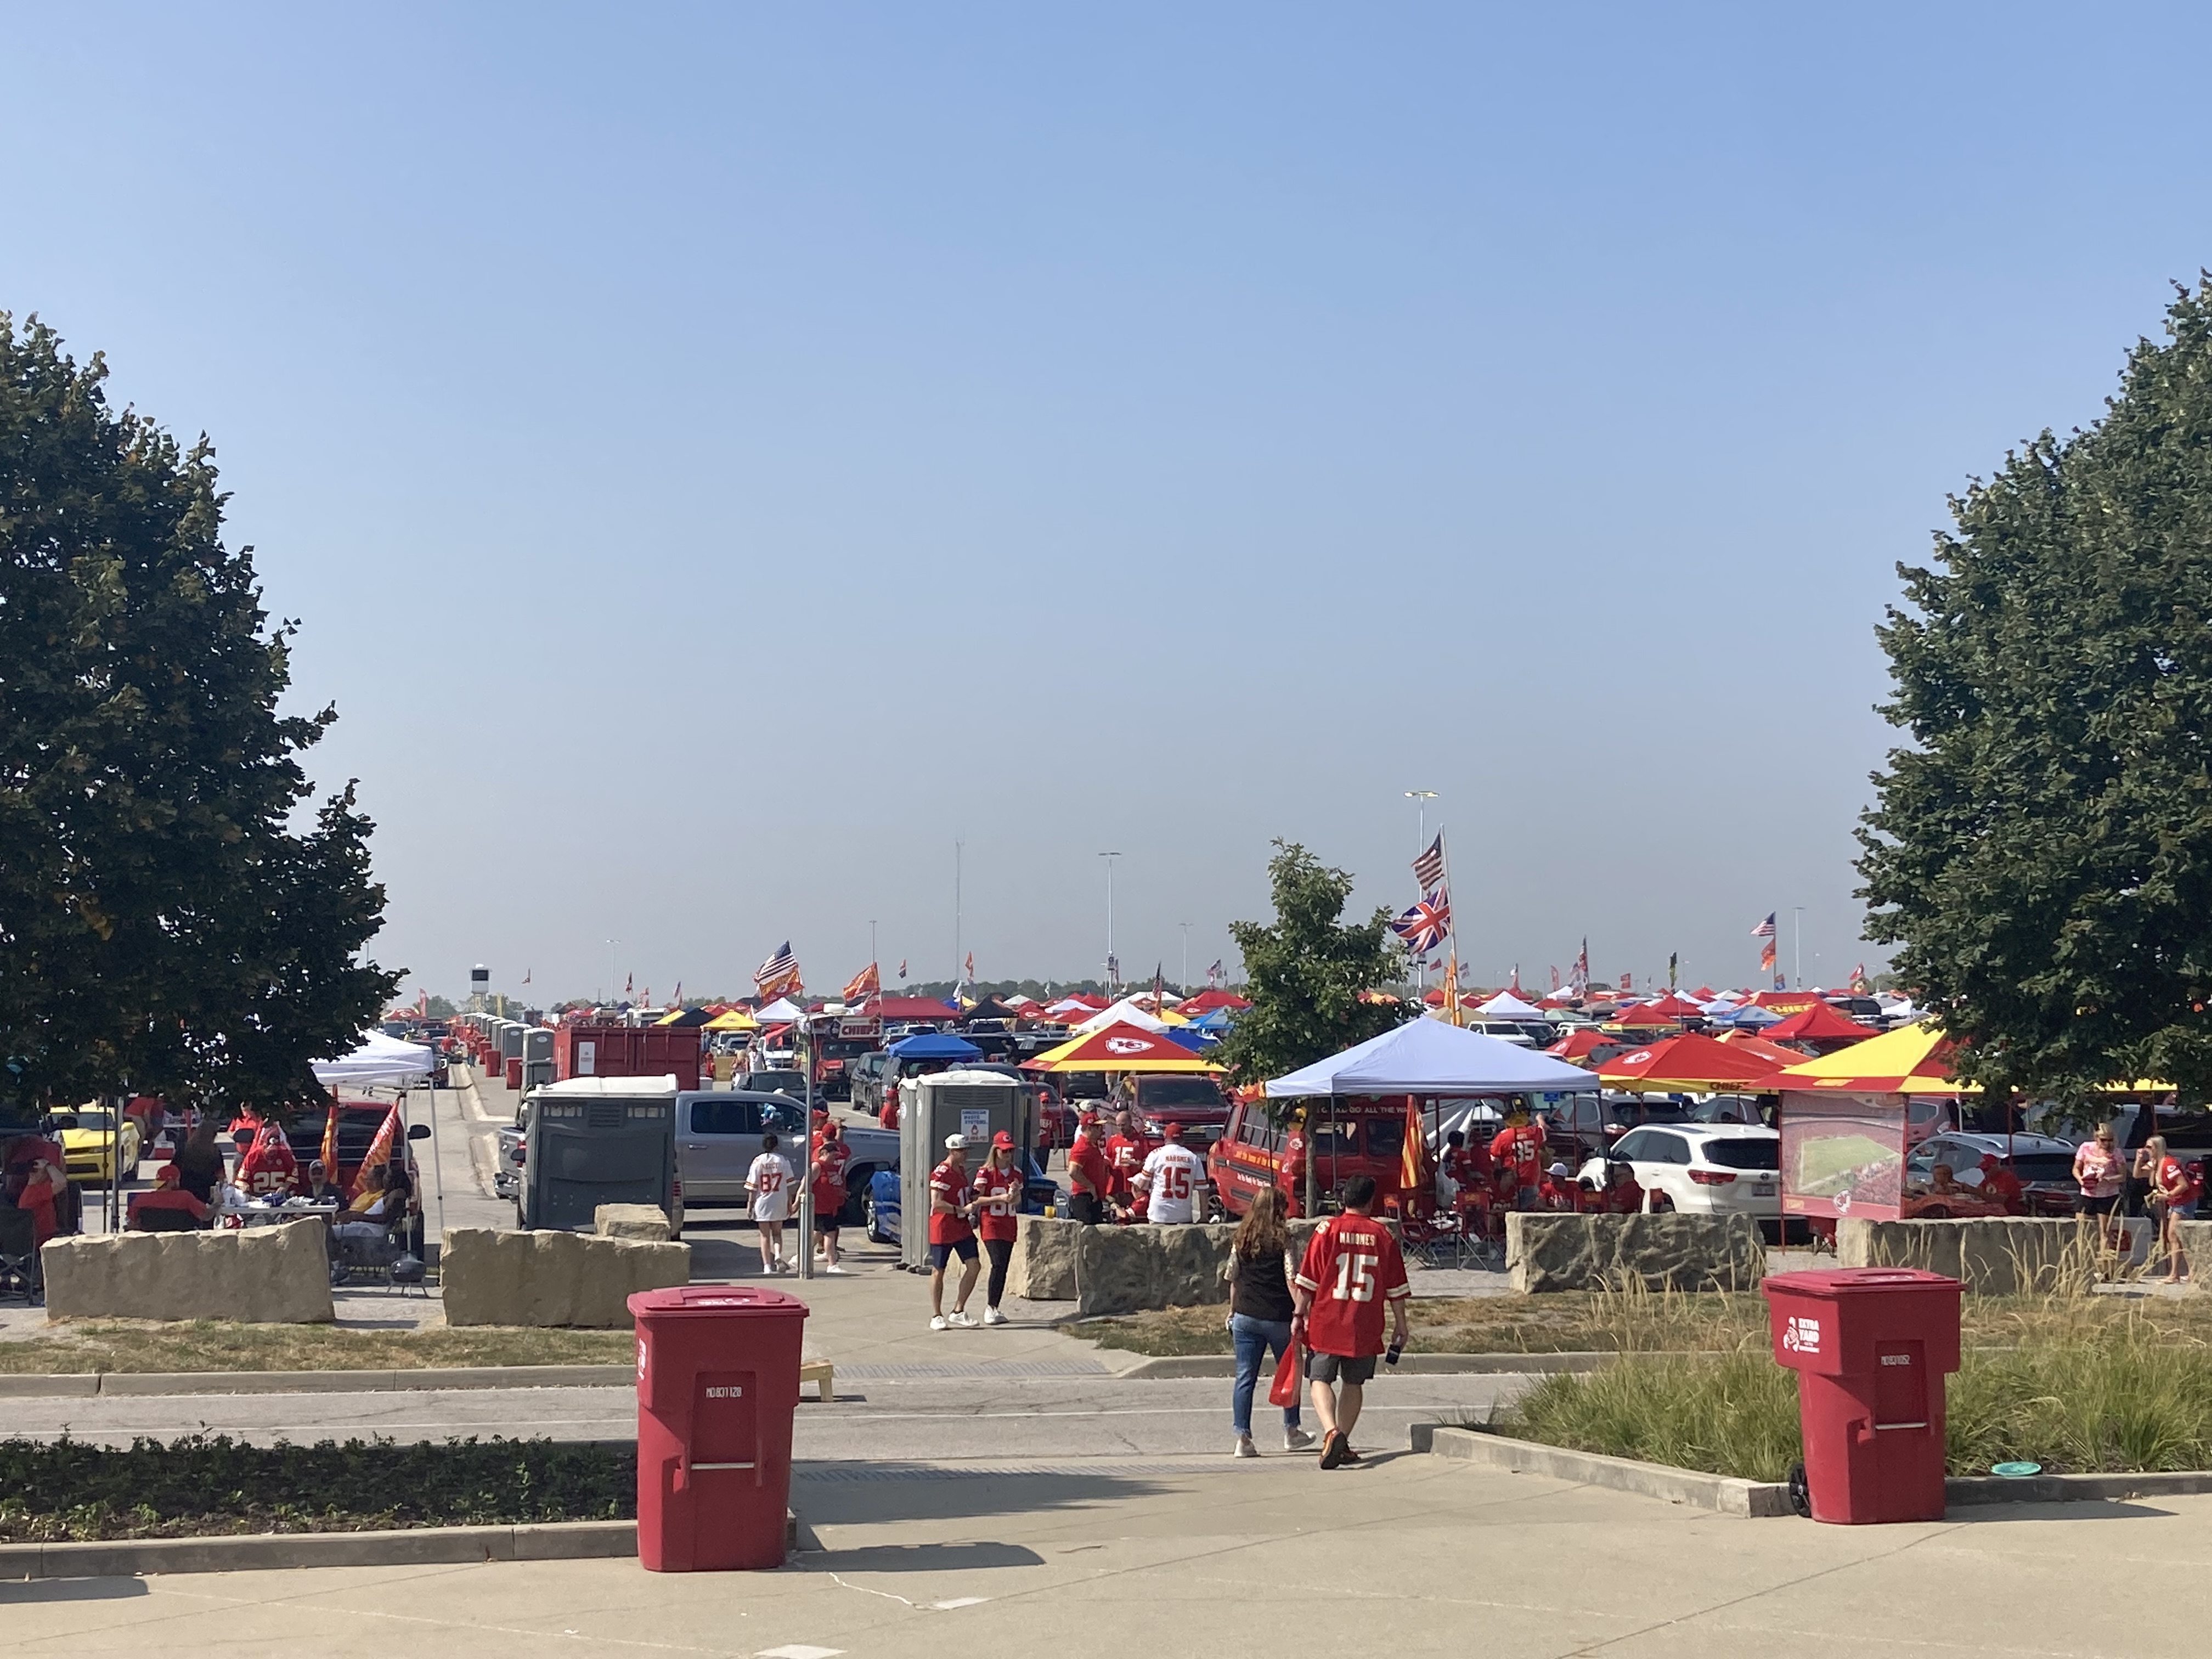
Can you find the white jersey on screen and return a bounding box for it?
[746,1152,795,1222]
[1138,1143,1205,1223]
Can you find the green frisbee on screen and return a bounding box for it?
[1991,1461,2042,1478]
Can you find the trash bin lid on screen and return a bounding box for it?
[627,1284,810,1319]
[1762,1267,1962,1298]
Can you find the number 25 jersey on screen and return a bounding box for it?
[1294,1212,1410,1357]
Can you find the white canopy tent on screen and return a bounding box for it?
[1074,997,1171,1034]
[311,1030,435,1088]
[1266,1019,1599,1098]
[1474,990,1548,1020]
[753,997,805,1023]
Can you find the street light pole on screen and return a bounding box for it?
[1099,852,1121,992]
[1179,922,1192,996]
[605,939,619,1008]
[1403,791,1438,992]
[1793,907,1805,990]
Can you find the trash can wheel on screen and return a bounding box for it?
[1787,1461,1811,1519]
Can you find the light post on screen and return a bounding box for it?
[1099,852,1122,992]
[605,939,619,1008]
[1403,791,1438,992]
[1792,907,1805,990]
[1179,922,1192,995]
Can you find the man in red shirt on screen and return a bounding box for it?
[810,1116,853,1274]
[1596,1159,1645,1214]
[1489,1108,1547,1210]
[1974,1154,2025,1215]
[1279,1113,1309,1218]
[1104,1110,1153,1221]
[1291,1173,1410,1470]
[928,1133,981,1330]
[970,1131,1025,1325]
[1066,1115,1112,1225]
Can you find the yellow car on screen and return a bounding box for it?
[53,1109,144,1185]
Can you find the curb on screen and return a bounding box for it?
[0,1365,633,1400]
[1417,1426,2212,1516]
[0,1511,800,1580]
[1115,1351,1628,1380]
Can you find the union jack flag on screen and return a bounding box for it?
[1751,913,1776,938]
[1390,888,1452,955]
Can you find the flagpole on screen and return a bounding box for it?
[1404,790,1437,995]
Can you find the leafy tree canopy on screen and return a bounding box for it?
[1859,278,2212,1103]
[1212,840,1405,1091]
[0,315,396,1115]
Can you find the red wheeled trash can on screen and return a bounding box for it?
[629,1284,809,1570]
[504,1056,523,1091]
[1763,1267,1961,1523]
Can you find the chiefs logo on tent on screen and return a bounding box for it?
[1105,1036,1156,1056]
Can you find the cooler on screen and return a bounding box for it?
[629,1284,809,1570]
[1763,1266,1961,1524]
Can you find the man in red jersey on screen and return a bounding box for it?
[927,1134,981,1331]
[1104,1109,1153,1220]
[1489,1107,1548,1210]
[1066,1115,1112,1225]
[810,1115,853,1273]
[1291,1173,1410,1470]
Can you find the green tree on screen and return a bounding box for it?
[1858,278,2212,1103]
[0,315,397,1115]
[1212,840,1405,1088]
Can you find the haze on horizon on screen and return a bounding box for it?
[5,4,2207,1008]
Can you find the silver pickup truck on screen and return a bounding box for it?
[673,1091,900,1227]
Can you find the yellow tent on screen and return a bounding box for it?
[1021,1022,1224,1074]
[1774,1020,2170,1096]
[703,1008,759,1032]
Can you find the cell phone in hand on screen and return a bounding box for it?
[1384,1339,1404,1367]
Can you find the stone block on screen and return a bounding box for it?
[1073,1222,1238,1317]
[1835,1217,2098,1294]
[1008,1216,1080,1301]
[594,1205,673,1242]
[42,1222,335,1323]
[1504,1212,1765,1294]
[441,1228,690,1327]
[2175,1221,2212,1289]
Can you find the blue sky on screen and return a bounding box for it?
[5,4,2207,1003]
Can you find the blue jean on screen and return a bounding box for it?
[1230,1313,1301,1438]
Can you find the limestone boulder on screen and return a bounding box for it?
[1836,1217,2104,1294]
[1008,1217,1080,1301]
[442,1227,690,1327]
[2175,1221,2212,1289]
[1505,1212,1765,1294]
[594,1204,674,1242]
[42,1222,335,1323]
[1073,1223,1239,1317]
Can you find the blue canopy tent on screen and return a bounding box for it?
[1164,1025,1219,1051]
[1182,1007,1236,1032]
[888,1032,983,1062]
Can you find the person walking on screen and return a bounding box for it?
[1133,1122,1205,1223]
[2138,1135,2200,1284]
[810,1116,852,1274]
[971,1131,1024,1324]
[1226,1187,1313,1458]
[2074,1122,2126,1268]
[928,1133,981,1330]
[1291,1173,1410,1470]
[745,1131,797,1274]
[1066,1114,1111,1224]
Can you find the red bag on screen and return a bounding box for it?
[1267,1341,1304,1409]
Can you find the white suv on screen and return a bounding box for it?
[1578,1122,1780,1217]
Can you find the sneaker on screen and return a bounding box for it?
[947,1309,979,1329]
[1340,1443,1364,1465]
[824,1263,849,1275]
[1233,1436,1259,1459]
[983,1306,1007,1326]
[1284,1426,1315,1452]
[930,1314,949,1331]
[1319,1430,1347,1471]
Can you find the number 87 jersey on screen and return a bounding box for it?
[1294,1212,1410,1358]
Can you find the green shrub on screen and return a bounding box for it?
[0,1435,633,1542]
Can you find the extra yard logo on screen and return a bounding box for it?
[1104,1036,1154,1056]
[1781,1316,1822,1355]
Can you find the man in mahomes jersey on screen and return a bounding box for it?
[1291,1173,1410,1469]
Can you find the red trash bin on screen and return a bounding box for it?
[1763,1267,1961,1523]
[504,1056,523,1090]
[629,1284,809,1571]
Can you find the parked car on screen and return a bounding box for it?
[675,1091,899,1227]
[739,1070,809,1101]
[1207,1096,1407,1218]
[51,1109,143,1186]
[1122,1074,1233,1154]
[958,1063,1069,1146]
[277,1099,420,1193]
[864,1155,1057,1246]
[1578,1122,1779,1221]
[845,1051,893,1116]
[1900,1131,2082,1216]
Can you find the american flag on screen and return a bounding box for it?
[1571,937,1589,994]
[1207,958,1223,988]
[754,942,802,998]
[1751,913,1776,938]
[1390,888,1452,955]
[1413,833,1447,893]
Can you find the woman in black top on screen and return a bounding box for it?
[170,1115,227,1205]
[1225,1186,1313,1458]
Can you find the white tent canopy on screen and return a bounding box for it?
[1475,991,1548,1020]
[312,1030,435,1088]
[753,998,805,1023]
[1074,998,1170,1034]
[1266,1019,1600,1099]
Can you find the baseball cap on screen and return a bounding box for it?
[991,1130,1015,1150]
[1162,1121,1184,1140]
[944,1133,968,1150]
[1548,1161,1570,1177]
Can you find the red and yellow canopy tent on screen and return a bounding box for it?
[1019,1022,1224,1075]
[1598,1032,1783,1094]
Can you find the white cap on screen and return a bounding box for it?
[1548,1161,1570,1177]
[944,1133,968,1150]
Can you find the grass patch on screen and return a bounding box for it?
[1504,1321,2212,1481]
[0,1321,635,1374]
[0,1434,632,1542]
[1071,1278,2212,1358]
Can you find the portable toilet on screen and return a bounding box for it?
[519,1074,681,1233]
[897,1070,1033,1269]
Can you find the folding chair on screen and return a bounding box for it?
[0,1207,42,1305]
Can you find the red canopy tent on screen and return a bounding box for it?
[1020,1022,1223,1074]
[1760,1001,1875,1044]
[1545,1028,1633,1066]
[862,996,963,1022]
[1598,1033,1781,1093]
[1711,1031,1820,1071]
[1177,989,1251,1014]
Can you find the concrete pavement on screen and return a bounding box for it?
[4,1453,2207,1657]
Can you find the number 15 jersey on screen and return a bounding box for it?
[1294,1212,1410,1357]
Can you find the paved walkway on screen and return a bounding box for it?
[4,1454,2205,1657]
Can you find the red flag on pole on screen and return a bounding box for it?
[349,1102,402,1199]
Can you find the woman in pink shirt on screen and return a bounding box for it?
[2073,1124,2125,1261]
